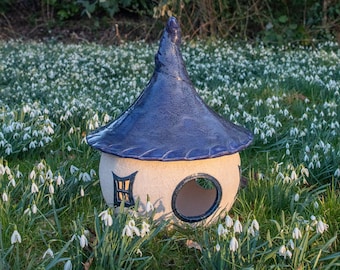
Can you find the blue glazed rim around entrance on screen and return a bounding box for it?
[171,173,222,223]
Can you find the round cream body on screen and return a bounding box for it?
[99,152,241,224]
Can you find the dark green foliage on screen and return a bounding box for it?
[1,0,339,43]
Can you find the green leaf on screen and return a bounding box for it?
[278,15,288,23]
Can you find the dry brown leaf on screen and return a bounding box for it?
[186,239,202,252]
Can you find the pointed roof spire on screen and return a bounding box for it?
[87,17,253,161]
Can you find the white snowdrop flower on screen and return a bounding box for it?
[98,210,113,226]
[29,141,36,149]
[56,174,64,186]
[334,168,340,177]
[46,169,53,179]
[229,236,238,252]
[215,243,221,252]
[70,165,79,175]
[146,195,154,213]
[49,183,54,195]
[225,215,233,228]
[32,204,38,214]
[31,182,39,194]
[80,186,85,197]
[288,239,295,250]
[316,220,329,234]
[217,224,226,236]
[2,192,8,202]
[64,259,72,270]
[141,221,150,237]
[251,219,260,231]
[37,161,45,171]
[5,146,12,155]
[291,170,297,180]
[103,113,110,123]
[78,234,88,248]
[67,146,72,152]
[4,165,11,175]
[29,170,36,180]
[301,167,309,177]
[81,172,91,182]
[16,170,23,179]
[316,161,321,168]
[233,219,242,233]
[294,193,299,202]
[8,177,16,187]
[292,227,302,239]
[286,249,292,259]
[248,226,255,237]
[128,219,140,236]
[42,247,54,259]
[122,224,134,238]
[278,245,287,257]
[11,229,22,244]
[313,201,319,209]
[45,125,54,135]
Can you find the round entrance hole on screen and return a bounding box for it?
[171,173,222,223]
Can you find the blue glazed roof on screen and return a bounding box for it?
[87,17,253,161]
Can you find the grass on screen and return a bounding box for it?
[0,38,339,269]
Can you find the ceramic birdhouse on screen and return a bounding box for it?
[87,17,253,224]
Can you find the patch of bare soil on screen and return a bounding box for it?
[0,11,164,44]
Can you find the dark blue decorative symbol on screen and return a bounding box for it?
[112,171,137,207]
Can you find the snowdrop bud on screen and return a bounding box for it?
[294,193,299,202]
[11,229,22,244]
[2,192,8,202]
[225,215,233,228]
[146,195,154,213]
[229,237,238,252]
[32,204,38,214]
[288,239,295,250]
[215,243,221,252]
[292,227,302,239]
[233,219,242,233]
[313,201,319,209]
[80,187,85,197]
[24,208,31,215]
[49,183,54,194]
[64,260,72,270]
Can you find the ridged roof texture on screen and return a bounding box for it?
[87,17,253,161]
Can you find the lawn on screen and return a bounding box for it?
[0,38,339,269]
